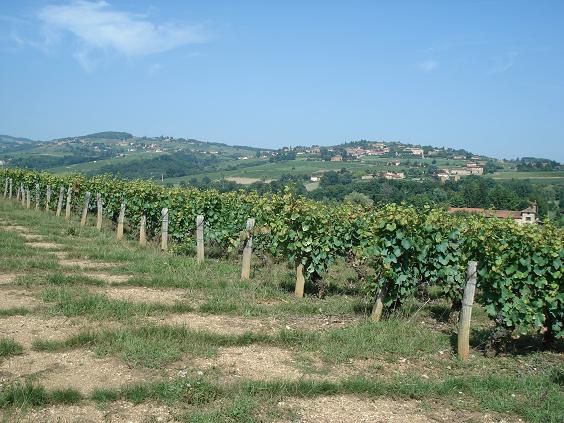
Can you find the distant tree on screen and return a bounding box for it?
[344,191,373,207]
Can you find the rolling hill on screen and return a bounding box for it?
[0,131,561,187]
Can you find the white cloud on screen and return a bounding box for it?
[37,1,206,58]
[418,59,439,72]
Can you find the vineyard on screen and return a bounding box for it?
[3,167,563,346]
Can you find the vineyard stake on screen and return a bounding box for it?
[295,263,305,297]
[65,187,72,220]
[371,283,388,322]
[16,183,21,202]
[21,184,26,207]
[196,215,205,263]
[117,202,126,240]
[9,179,13,199]
[45,185,51,212]
[26,189,31,209]
[35,183,39,209]
[458,261,478,360]
[96,194,103,230]
[56,186,65,216]
[161,208,169,251]
[3,178,7,198]
[240,218,256,280]
[139,214,147,247]
[80,192,91,226]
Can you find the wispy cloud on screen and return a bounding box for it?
[489,51,519,74]
[35,1,206,68]
[147,63,163,76]
[417,59,439,72]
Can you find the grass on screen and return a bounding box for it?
[32,319,449,368]
[59,372,564,422]
[0,338,24,357]
[0,382,82,408]
[1,197,563,422]
[0,307,31,317]
[2,374,561,423]
[41,286,194,321]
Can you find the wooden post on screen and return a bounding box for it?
[161,208,169,251]
[96,193,102,230]
[56,186,65,216]
[371,283,388,322]
[240,218,256,280]
[26,189,31,209]
[35,183,39,209]
[139,214,147,247]
[295,263,305,297]
[196,215,204,263]
[458,261,478,360]
[16,184,21,201]
[117,202,125,240]
[80,192,91,226]
[9,179,13,199]
[65,187,72,220]
[3,178,7,198]
[45,185,51,212]
[21,184,26,207]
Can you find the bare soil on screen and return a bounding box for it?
[5,401,176,423]
[0,273,21,285]
[148,312,358,336]
[92,286,189,305]
[1,225,32,233]
[189,345,304,381]
[58,258,117,270]
[20,233,46,241]
[147,312,274,335]
[0,350,155,395]
[25,241,64,250]
[82,272,133,284]
[280,395,516,423]
[0,315,85,348]
[0,288,40,310]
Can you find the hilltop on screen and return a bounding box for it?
[0,132,561,187]
[0,131,270,180]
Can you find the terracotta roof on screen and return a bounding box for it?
[448,207,521,219]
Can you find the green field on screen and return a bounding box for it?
[489,170,564,184]
[49,151,169,175]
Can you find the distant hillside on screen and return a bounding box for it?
[0,134,40,153]
[0,131,273,179]
[79,131,133,140]
[1,131,561,188]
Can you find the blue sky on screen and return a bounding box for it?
[1,1,563,161]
